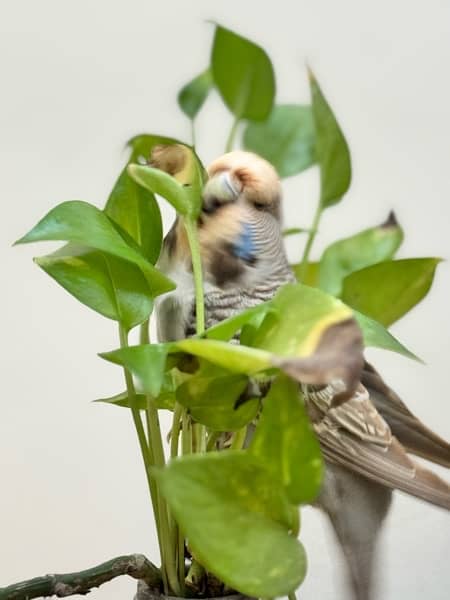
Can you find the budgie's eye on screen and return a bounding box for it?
[203,196,222,214]
[253,201,265,210]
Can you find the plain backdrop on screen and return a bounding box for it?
[1,1,449,599]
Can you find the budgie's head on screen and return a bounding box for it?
[198,151,290,288]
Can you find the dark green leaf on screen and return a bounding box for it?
[16,200,174,297]
[156,452,306,597]
[243,105,316,177]
[342,258,441,326]
[319,212,404,296]
[250,376,323,504]
[309,69,351,207]
[177,373,259,430]
[100,344,169,397]
[178,69,213,119]
[104,167,162,264]
[211,25,275,121]
[353,310,421,361]
[36,245,154,331]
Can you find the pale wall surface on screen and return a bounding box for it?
[1,1,449,599]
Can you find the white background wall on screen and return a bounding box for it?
[1,1,449,598]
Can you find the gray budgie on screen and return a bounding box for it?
[154,149,450,600]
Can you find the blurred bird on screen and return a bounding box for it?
[154,149,450,600]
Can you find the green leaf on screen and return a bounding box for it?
[177,373,259,430]
[205,303,272,341]
[104,167,162,264]
[243,105,316,177]
[156,452,306,597]
[100,344,169,397]
[127,134,186,163]
[342,258,441,326]
[283,227,314,237]
[94,371,180,410]
[178,69,213,119]
[128,145,203,218]
[292,261,319,287]
[128,164,190,216]
[353,310,421,361]
[211,25,275,121]
[319,212,404,296]
[36,245,154,331]
[309,69,351,207]
[174,339,272,375]
[15,200,175,297]
[94,390,148,410]
[250,375,323,504]
[252,283,353,357]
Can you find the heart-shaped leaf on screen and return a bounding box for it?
[100,344,169,397]
[243,105,316,177]
[309,69,351,207]
[104,167,163,264]
[178,69,213,120]
[250,375,323,504]
[36,245,154,331]
[353,311,421,361]
[319,212,404,296]
[252,284,354,357]
[211,25,275,121]
[15,200,174,297]
[342,258,441,326]
[156,451,306,597]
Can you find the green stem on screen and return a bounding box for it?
[230,426,247,450]
[184,218,205,335]
[297,199,322,283]
[291,507,300,537]
[225,117,240,152]
[170,403,183,459]
[139,319,150,345]
[206,430,220,451]
[182,410,192,455]
[288,592,297,600]
[190,119,196,148]
[118,325,168,592]
[146,399,181,597]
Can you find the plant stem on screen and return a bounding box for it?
[140,319,150,344]
[225,117,240,152]
[0,554,162,600]
[145,399,181,597]
[184,218,205,335]
[190,119,196,148]
[297,199,322,283]
[230,426,248,450]
[182,409,192,455]
[288,592,297,600]
[206,430,220,451]
[118,325,168,593]
[170,403,183,459]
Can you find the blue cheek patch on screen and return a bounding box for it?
[232,223,257,264]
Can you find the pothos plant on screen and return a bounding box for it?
[3,23,440,600]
